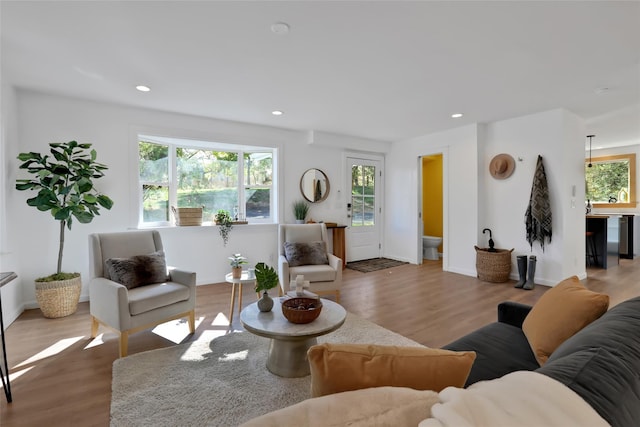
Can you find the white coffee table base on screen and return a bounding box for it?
[240,297,346,378]
[267,336,318,378]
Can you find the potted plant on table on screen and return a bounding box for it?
[293,200,309,224]
[229,253,247,279]
[15,141,114,318]
[254,262,279,312]
[214,209,233,246]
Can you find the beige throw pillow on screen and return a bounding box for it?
[522,275,609,366]
[307,343,476,398]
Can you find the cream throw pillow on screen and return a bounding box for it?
[522,275,609,366]
[308,343,476,398]
[240,386,440,427]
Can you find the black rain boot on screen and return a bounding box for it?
[523,256,536,290]
[514,255,527,288]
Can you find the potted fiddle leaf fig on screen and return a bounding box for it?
[254,262,279,312]
[16,141,114,318]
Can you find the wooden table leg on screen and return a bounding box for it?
[238,283,243,315]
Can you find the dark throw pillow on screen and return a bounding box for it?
[284,241,329,267]
[105,251,168,289]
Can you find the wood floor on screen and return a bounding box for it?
[2,258,639,426]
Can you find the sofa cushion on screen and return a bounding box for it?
[522,275,609,365]
[289,264,336,282]
[443,321,539,386]
[128,282,190,315]
[307,343,476,398]
[105,251,168,289]
[284,241,329,267]
[536,296,640,427]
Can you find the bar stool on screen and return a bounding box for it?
[586,231,598,267]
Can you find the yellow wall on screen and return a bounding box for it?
[422,154,443,252]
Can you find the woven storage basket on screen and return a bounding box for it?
[474,246,514,283]
[171,206,203,226]
[35,276,82,318]
[282,297,323,324]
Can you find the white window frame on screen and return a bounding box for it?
[136,133,277,227]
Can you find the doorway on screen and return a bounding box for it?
[346,156,382,261]
[419,151,446,266]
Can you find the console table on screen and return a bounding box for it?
[326,224,347,269]
[0,271,16,403]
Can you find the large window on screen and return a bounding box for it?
[138,135,275,226]
[585,153,636,208]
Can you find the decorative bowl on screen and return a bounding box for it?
[282,297,323,324]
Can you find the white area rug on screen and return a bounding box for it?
[111,313,421,427]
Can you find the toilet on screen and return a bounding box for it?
[422,235,442,260]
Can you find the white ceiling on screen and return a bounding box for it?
[2,1,639,148]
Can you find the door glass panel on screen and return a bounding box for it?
[351,164,376,227]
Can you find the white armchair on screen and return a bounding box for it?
[278,223,342,302]
[89,230,196,357]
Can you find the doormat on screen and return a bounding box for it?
[346,257,408,273]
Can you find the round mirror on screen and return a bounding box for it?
[300,168,330,203]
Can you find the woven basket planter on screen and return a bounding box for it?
[474,246,513,283]
[35,275,82,318]
[171,206,203,226]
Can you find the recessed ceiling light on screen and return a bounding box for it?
[451,113,463,118]
[272,110,284,116]
[271,22,290,35]
[136,85,151,92]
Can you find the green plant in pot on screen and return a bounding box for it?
[254,262,279,312]
[16,141,114,318]
[293,200,309,224]
[214,209,233,246]
[228,253,247,279]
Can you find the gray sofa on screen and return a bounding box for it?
[444,296,640,427]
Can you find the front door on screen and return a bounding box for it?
[347,157,382,261]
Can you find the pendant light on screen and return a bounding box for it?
[586,135,595,168]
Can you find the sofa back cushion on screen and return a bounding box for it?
[443,321,539,386]
[308,343,476,398]
[522,276,609,365]
[537,296,640,427]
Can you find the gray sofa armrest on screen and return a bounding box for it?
[497,301,532,328]
[168,267,196,287]
[89,277,130,329]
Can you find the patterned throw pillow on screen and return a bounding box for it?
[105,251,168,289]
[284,241,329,267]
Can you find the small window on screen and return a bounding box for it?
[138,135,276,226]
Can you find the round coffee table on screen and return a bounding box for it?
[240,297,346,377]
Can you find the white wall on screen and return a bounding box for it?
[386,124,480,275]
[387,109,587,286]
[5,89,388,323]
[483,109,587,284]
[0,81,23,327]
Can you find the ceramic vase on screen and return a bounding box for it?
[257,291,274,312]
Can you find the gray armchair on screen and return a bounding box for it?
[89,230,196,357]
[278,223,342,302]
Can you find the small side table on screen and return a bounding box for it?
[0,271,17,403]
[225,272,257,324]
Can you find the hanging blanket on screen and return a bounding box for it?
[525,155,552,251]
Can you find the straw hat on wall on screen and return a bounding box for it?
[489,154,515,180]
